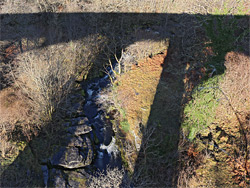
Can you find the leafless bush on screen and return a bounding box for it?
[218,52,250,155]
[131,126,179,187]
[87,166,130,188]
[14,43,80,120]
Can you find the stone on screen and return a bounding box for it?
[70,117,88,126]
[103,124,113,146]
[99,79,109,88]
[49,169,67,188]
[63,122,70,127]
[67,171,87,188]
[67,124,92,136]
[76,111,84,117]
[51,147,83,169]
[83,102,98,119]
[78,117,88,125]
[67,136,84,147]
[83,136,94,166]
[51,137,93,169]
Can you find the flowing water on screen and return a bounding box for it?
[81,69,122,172]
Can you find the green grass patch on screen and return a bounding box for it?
[182,75,223,140]
[120,120,130,133]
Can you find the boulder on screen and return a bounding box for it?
[83,101,98,119]
[67,170,88,188]
[70,117,88,126]
[67,124,92,136]
[51,136,93,169]
[67,136,84,147]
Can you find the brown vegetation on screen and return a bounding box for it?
[117,50,168,131]
[0,87,31,125]
[0,87,32,158]
[218,52,250,185]
[116,50,168,171]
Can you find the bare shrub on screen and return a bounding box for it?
[87,166,130,188]
[15,43,79,121]
[222,52,250,115]
[11,35,105,121]
[218,52,250,140]
[131,126,178,187]
[0,33,105,162]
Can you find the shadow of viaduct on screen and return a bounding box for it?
[0,12,249,187]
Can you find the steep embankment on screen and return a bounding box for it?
[104,37,188,186]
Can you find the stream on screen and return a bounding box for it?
[82,70,122,172]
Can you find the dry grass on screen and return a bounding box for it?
[0,87,31,125]
[117,50,168,129]
[1,0,248,14]
[176,1,249,186]
[99,46,178,186]
[221,52,250,119]
[121,31,169,72]
[97,46,169,175]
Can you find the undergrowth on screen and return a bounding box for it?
[182,75,223,140]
